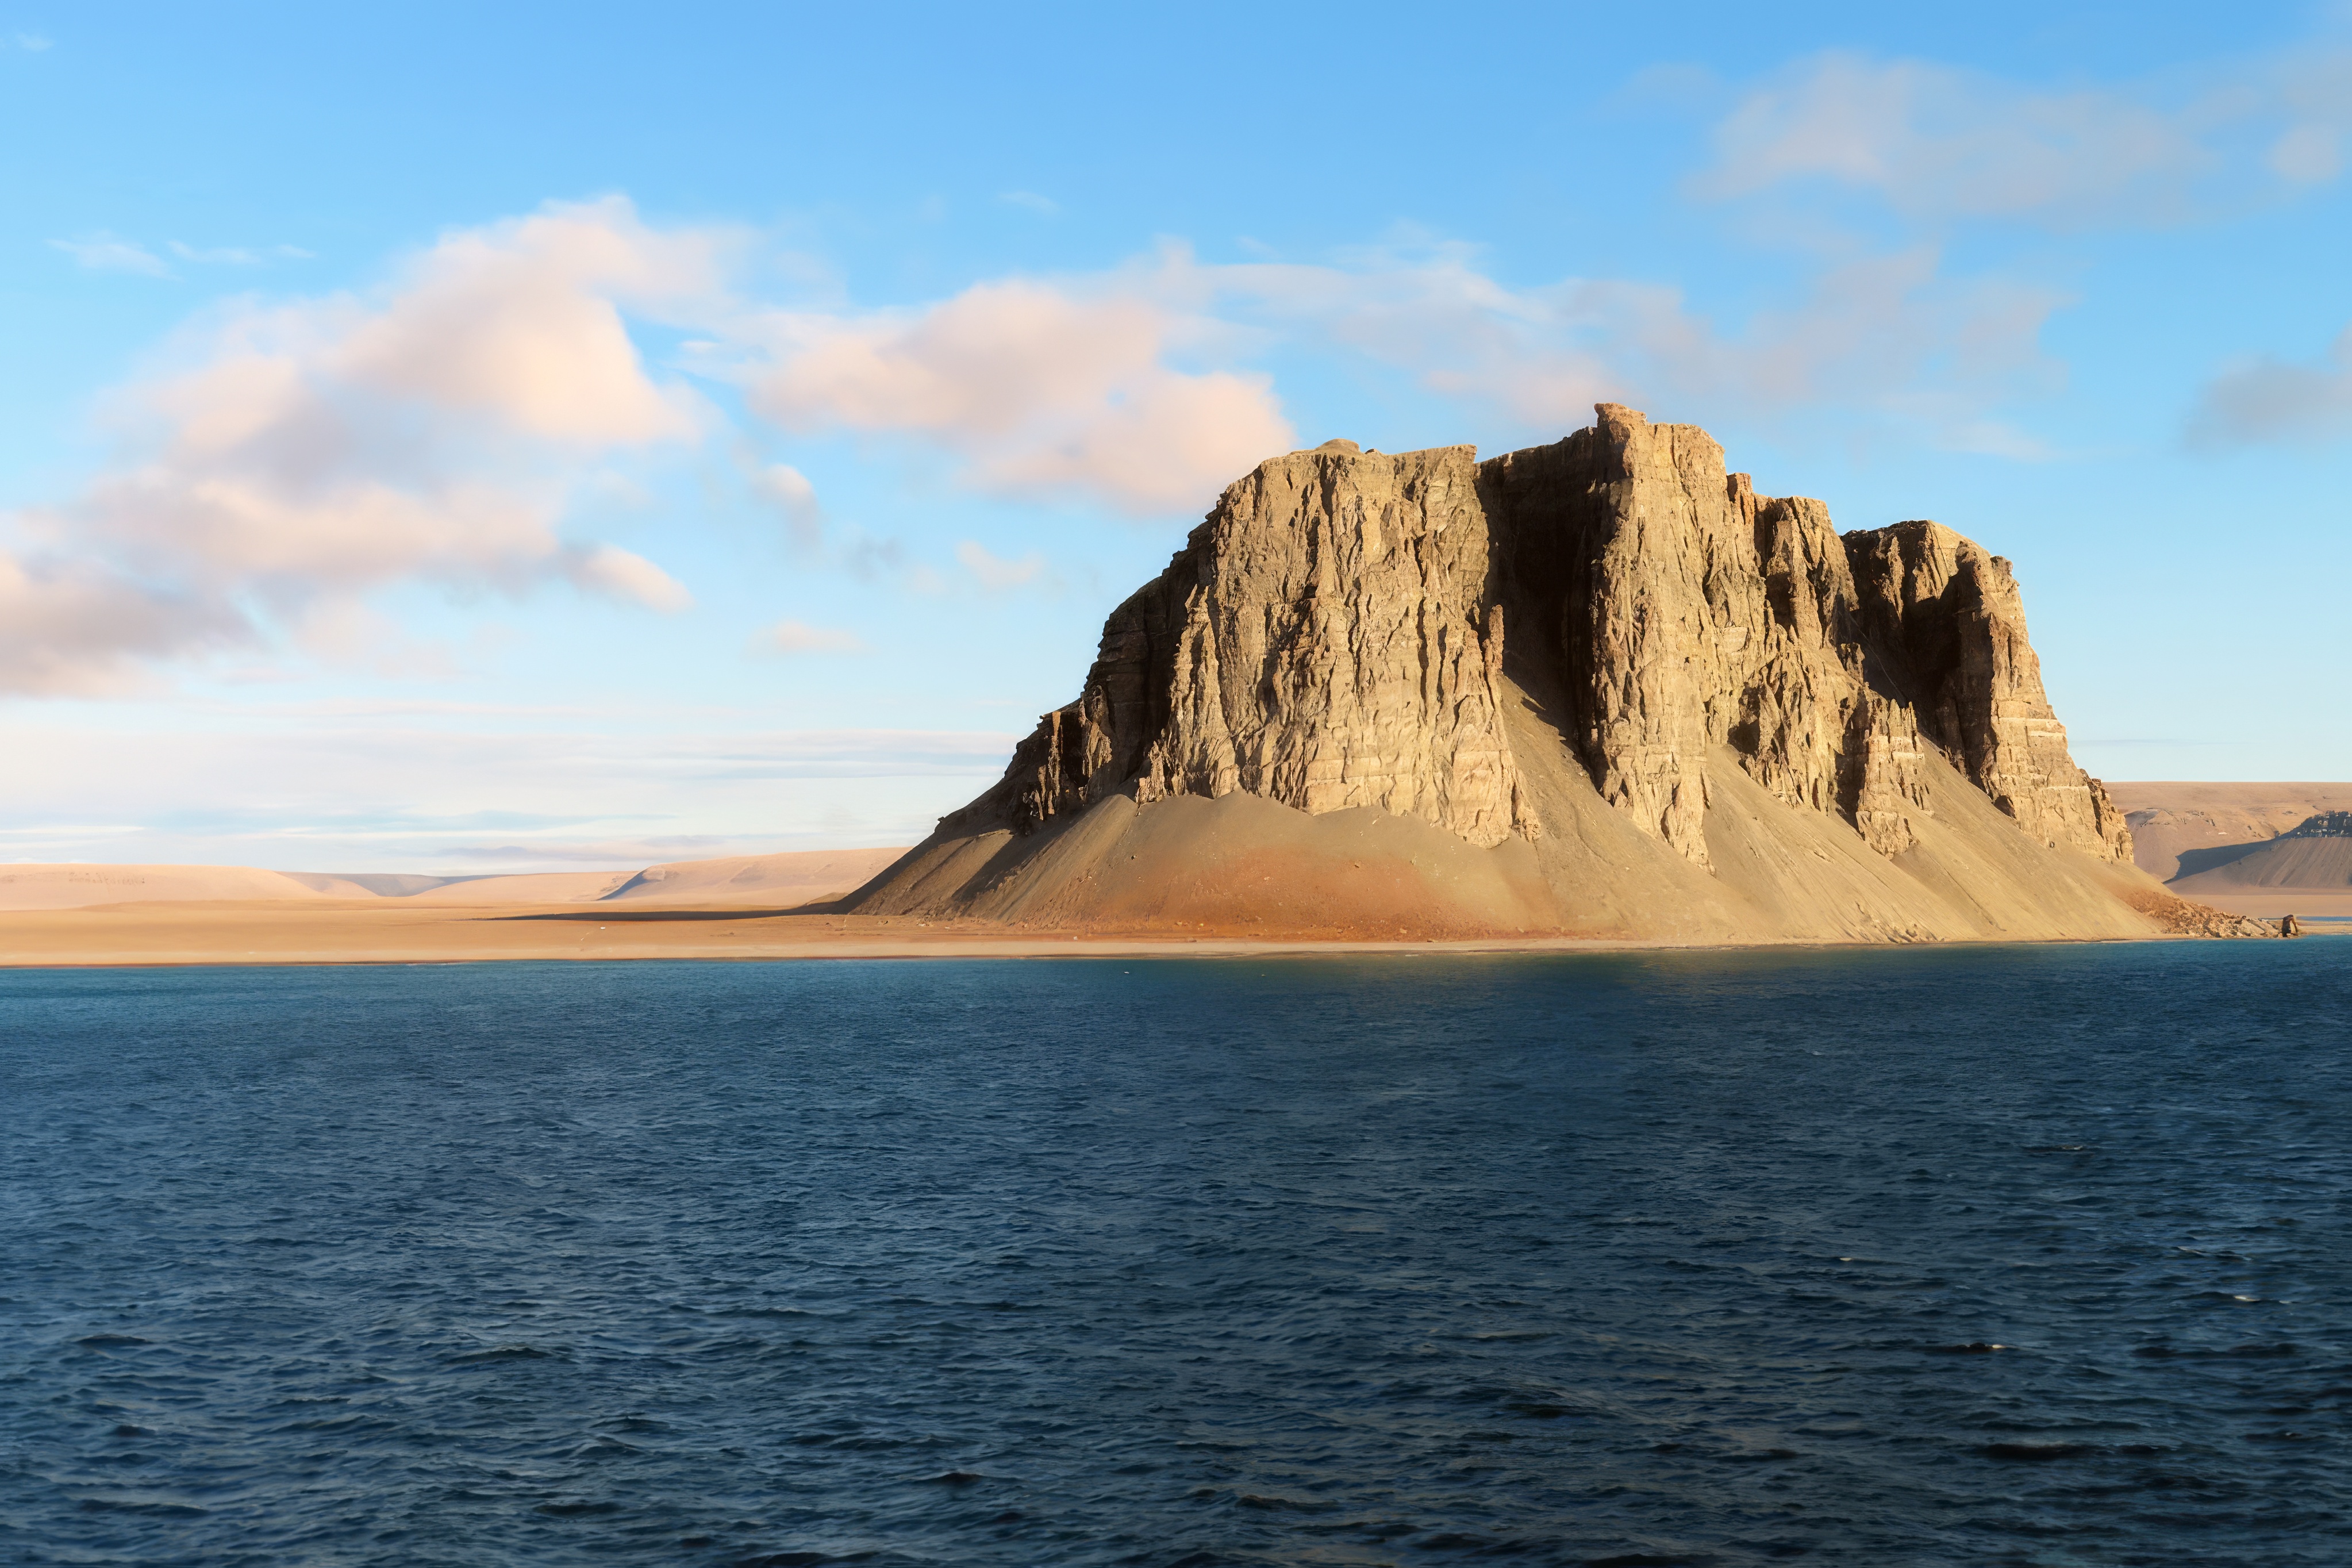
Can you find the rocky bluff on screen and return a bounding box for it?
[852,406,2235,943]
[979,405,2126,863]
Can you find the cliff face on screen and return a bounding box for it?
[1844,522,2133,860]
[1482,409,1934,865]
[1478,406,2128,867]
[856,405,2184,941]
[963,439,1527,848]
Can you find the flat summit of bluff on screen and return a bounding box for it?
[851,405,2254,943]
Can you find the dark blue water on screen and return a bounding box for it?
[3,944,2349,1566]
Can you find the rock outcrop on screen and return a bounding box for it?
[966,440,1529,849]
[1477,405,2128,868]
[1845,521,2133,861]
[851,406,2226,944]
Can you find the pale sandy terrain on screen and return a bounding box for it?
[0,900,1691,967]
[389,871,639,905]
[0,848,906,914]
[0,864,351,910]
[2169,835,2352,894]
[2106,782,2352,881]
[602,848,905,905]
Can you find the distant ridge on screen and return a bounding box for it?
[0,848,905,913]
[2171,812,2352,894]
[2108,783,2352,881]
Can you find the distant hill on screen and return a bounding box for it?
[0,848,904,912]
[2105,783,2352,881]
[2170,812,2352,894]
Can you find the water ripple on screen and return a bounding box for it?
[2,942,2348,1563]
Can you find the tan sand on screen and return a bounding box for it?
[602,848,906,905]
[2,847,911,914]
[2105,782,2352,881]
[0,864,348,910]
[0,899,1696,968]
[2169,835,2352,894]
[856,679,2181,946]
[394,871,640,905]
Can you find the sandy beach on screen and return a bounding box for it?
[0,898,1717,967]
[1,894,2328,969]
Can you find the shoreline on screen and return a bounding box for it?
[0,898,2324,970]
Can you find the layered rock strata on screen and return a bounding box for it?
[860,405,2166,940]
[1845,522,2132,860]
[952,439,1529,848]
[1481,406,2128,865]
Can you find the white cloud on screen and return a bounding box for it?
[3,186,2105,699]
[2190,326,2352,445]
[332,200,716,443]
[727,237,2066,482]
[754,462,816,511]
[4,195,721,694]
[51,234,170,276]
[736,275,1296,514]
[1176,240,2064,453]
[1000,190,1059,216]
[754,618,867,654]
[750,461,823,547]
[570,545,693,612]
[2268,124,2343,184]
[168,240,315,266]
[0,552,246,696]
[1693,48,2352,229]
[955,540,1046,591]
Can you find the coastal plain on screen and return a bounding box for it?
[0,793,2339,967]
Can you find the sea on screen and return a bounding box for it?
[2,943,2347,1566]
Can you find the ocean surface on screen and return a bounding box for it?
[2,944,2348,1566]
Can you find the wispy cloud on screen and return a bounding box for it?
[1691,47,2352,229]
[51,235,313,276]
[2190,325,2352,445]
[167,240,315,266]
[748,460,823,547]
[1000,190,1059,216]
[955,539,1046,591]
[51,234,171,276]
[753,618,867,654]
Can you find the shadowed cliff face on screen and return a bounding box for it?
[1843,522,2134,859]
[934,405,2132,874]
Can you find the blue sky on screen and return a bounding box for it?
[3,1,2349,871]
